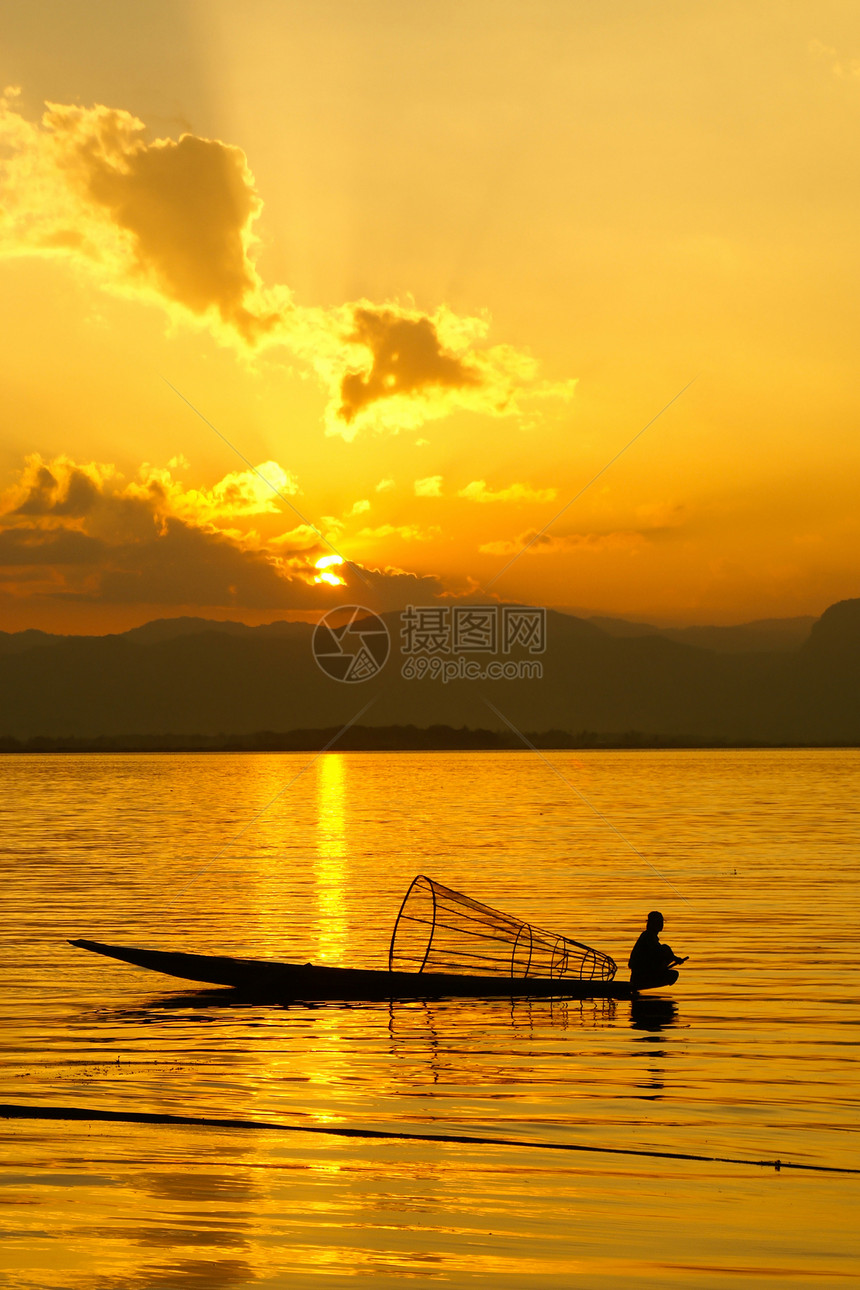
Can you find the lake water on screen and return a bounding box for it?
[1,749,858,1288]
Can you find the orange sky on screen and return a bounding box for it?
[2,2,859,633]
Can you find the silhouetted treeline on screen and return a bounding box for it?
[0,725,850,753]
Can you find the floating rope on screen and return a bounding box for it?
[3,1103,856,1175]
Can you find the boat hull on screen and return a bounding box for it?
[70,939,634,1001]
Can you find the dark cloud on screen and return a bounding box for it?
[85,524,448,612]
[2,99,571,437]
[95,517,330,608]
[339,308,481,425]
[94,134,276,339]
[45,104,277,340]
[1,454,459,615]
[339,559,445,610]
[0,527,104,565]
[14,466,101,516]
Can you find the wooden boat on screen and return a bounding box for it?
[68,937,634,1001]
[70,875,648,1002]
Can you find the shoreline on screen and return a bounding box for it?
[1,725,858,753]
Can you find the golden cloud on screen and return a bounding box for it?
[357,524,438,542]
[458,479,558,503]
[0,91,575,438]
[268,524,328,550]
[477,503,687,556]
[0,454,452,612]
[128,460,300,523]
[809,39,860,79]
[478,529,652,556]
[414,476,443,497]
[0,93,276,337]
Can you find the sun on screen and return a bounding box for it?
[314,554,345,587]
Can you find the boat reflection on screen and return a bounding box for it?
[82,985,684,1122]
[629,996,678,1032]
[84,989,256,1023]
[382,995,623,1090]
[628,996,679,1100]
[93,991,618,1025]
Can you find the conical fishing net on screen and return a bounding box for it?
[389,875,617,981]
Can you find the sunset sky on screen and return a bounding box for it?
[2,1,859,633]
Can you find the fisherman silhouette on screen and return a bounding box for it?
[628,911,688,991]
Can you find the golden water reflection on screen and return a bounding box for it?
[3,749,860,1287]
[314,755,348,963]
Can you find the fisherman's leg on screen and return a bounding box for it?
[630,968,678,991]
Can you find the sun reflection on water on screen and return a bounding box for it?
[4,750,860,1286]
[314,754,349,962]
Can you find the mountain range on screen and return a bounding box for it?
[0,601,858,746]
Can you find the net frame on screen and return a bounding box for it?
[389,875,617,982]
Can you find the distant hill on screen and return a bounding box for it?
[0,601,857,745]
[0,628,61,655]
[587,614,816,653]
[121,616,310,645]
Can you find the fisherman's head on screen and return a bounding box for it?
[646,910,664,932]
